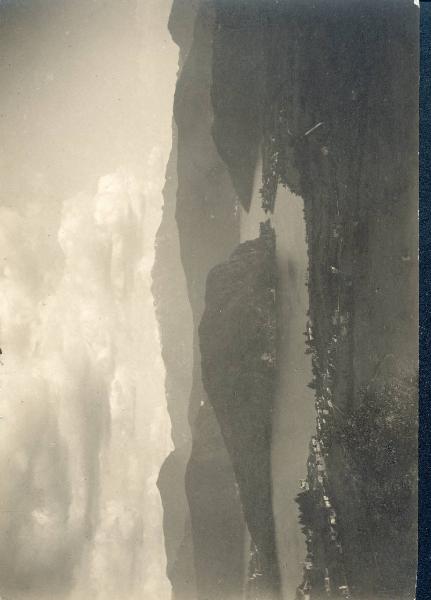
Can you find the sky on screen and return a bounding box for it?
[0,1,178,598]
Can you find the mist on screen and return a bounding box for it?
[0,1,178,598]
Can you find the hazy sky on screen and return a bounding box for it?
[0,0,176,202]
[0,1,178,598]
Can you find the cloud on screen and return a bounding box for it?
[0,168,172,600]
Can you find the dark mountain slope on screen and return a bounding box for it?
[156,2,247,599]
[200,221,280,597]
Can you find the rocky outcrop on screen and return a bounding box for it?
[199,221,280,596]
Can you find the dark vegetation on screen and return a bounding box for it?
[335,377,418,595]
[294,375,417,599]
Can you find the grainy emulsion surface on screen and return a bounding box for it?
[0,1,419,600]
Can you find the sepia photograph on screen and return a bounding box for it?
[0,1,420,599]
